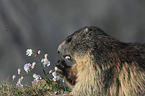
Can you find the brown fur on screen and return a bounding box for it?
[56,26,145,96]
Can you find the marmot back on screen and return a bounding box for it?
[56,26,145,96]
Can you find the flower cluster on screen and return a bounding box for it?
[12,49,61,87]
[26,49,33,56]
[16,76,23,87]
[52,71,60,81]
[23,63,31,73]
[23,62,36,73]
[33,74,42,82]
[41,54,51,67]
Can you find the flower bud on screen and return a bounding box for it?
[18,69,21,74]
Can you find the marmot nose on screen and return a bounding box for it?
[57,50,60,54]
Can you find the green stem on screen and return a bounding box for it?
[35,54,47,79]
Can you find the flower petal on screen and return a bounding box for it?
[26,49,33,56]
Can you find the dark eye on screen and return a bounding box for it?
[89,28,92,31]
[66,37,72,43]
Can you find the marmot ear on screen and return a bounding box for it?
[84,28,89,32]
[84,27,93,36]
[84,26,96,33]
[84,28,89,34]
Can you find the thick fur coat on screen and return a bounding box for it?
[56,26,145,96]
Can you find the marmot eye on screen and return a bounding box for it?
[66,37,72,43]
[89,28,92,31]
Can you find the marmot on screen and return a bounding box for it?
[56,26,145,96]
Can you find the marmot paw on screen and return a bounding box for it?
[56,60,68,75]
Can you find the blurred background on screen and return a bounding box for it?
[0,0,145,84]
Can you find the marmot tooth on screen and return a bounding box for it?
[65,56,71,60]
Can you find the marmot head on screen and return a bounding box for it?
[57,26,109,62]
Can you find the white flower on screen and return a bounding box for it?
[26,49,33,56]
[45,54,48,58]
[33,74,42,82]
[52,71,60,81]
[37,50,41,54]
[16,76,23,87]
[24,63,31,73]
[33,74,39,79]
[41,59,44,63]
[41,54,50,67]
[55,67,58,71]
[49,70,53,74]
[31,62,36,69]
[18,68,21,74]
[53,76,60,81]
[52,71,57,77]
[12,75,16,80]
[43,59,50,67]
[16,82,23,87]
[21,76,24,80]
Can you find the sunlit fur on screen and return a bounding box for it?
[69,53,145,96]
[72,53,103,95]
